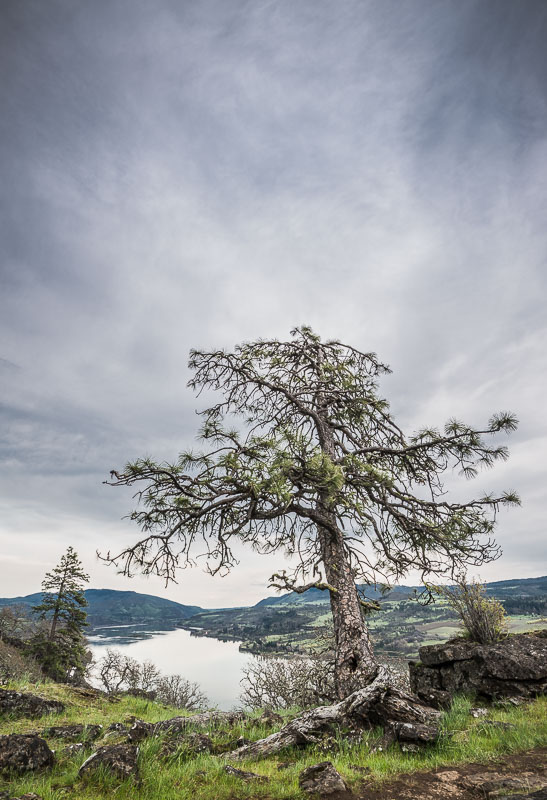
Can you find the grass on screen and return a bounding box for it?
[1,678,547,800]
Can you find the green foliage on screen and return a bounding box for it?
[29,547,90,683]
[434,576,508,644]
[106,328,520,590]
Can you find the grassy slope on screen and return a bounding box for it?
[1,678,547,800]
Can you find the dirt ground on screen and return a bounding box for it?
[351,747,547,800]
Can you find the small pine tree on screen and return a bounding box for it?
[29,547,90,682]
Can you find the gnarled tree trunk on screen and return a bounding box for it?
[316,411,378,699]
[226,666,441,760]
[318,516,378,699]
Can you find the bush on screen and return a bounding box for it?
[95,649,207,710]
[0,639,43,683]
[154,673,208,711]
[240,655,336,710]
[436,575,507,644]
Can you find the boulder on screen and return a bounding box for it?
[409,631,547,706]
[43,724,102,741]
[78,743,139,781]
[127,719,153,742]
[299,761,350,797]
[389,721,439,744]
[0,734,54,774]
[159,733,213,759]
[0,688,64,718]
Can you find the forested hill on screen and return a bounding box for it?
[1,577,545,627]
[256,575,547,607]
[0,589,202,627]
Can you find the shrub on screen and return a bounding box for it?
[436,575,507,644]
[95,649,207,710]
[0,639,43,683]
[154,673,208,711]
[240,655,336,710]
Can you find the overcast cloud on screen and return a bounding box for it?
[1,0,546,607]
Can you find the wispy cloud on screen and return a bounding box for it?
[1,0,546,603]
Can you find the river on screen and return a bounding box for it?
[87,624,254,710]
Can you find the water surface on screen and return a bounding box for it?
[87,625,253,710]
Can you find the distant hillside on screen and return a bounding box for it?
[256,584,419,607]
[256,576,547,607]
[0,588,202,627]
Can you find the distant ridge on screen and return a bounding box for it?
[0,588,202,627]
[255,575,547,607]
[1,577,545,622]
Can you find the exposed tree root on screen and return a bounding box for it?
[226,667,441,760]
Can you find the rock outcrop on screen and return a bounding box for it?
[409,631,547,706]
[0,734,54,774]
[78,743,139,781]
[0,688,64,718]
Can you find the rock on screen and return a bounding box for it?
[497,790,547,800]
[370,729,396,754]
[400,743,420,753]
[78,743,139,781]
[259,709,284,726]
[409,632,547,705]
[298,761,350,797]
[224,765,268,782]
[153,710,246,735]
[494,696,524,708]
[389,721,439,744]
[127,719,153,742]
[0,734,55,774]
[459,772,547,795]
[63,742,86,756]
[0,795,43,800]
[0,688,64,718]
[159,733,213,759]
[10,795,43,800]
[470,707,488,718]
[349,764,371,775]
[435,770,461,783]
[236,736,252,748]
[107,723,128,733]
[43,724,102,741]
[121,688,157,701]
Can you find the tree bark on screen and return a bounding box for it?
[315,403,378,699]
[318,517,378,699]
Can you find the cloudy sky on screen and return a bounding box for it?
[1,0,546,608]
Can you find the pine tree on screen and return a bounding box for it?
[30,547,90,682]
[106,327,519,699]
